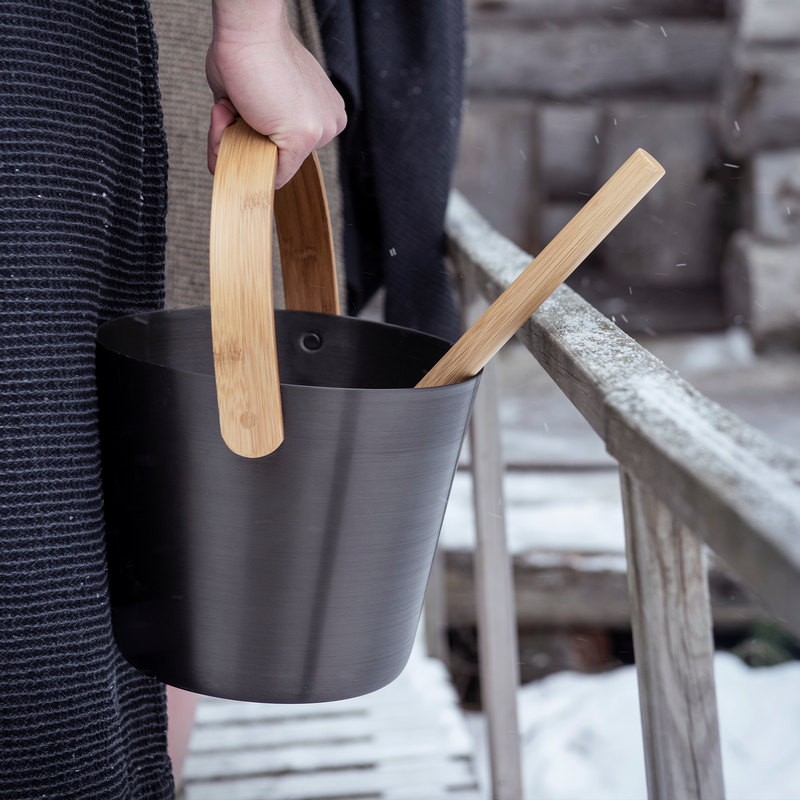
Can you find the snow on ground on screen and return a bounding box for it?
[440,470,626,555]
[468,652,800,800]
[444,332,800,798]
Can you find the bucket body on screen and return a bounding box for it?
[97,308,479,703]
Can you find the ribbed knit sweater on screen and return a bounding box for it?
[0,1,174,797]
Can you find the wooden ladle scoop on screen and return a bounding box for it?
[416,148,665,389]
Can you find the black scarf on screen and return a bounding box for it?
[313,0,465,342]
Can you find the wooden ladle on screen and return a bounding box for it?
[210,119,339,458]
[416,148,665,388]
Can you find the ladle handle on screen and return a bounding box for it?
[210,119,339,458]
[416,148,665,388]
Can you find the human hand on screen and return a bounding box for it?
[206,0,346,187]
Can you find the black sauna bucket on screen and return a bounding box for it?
[97,307,480,703]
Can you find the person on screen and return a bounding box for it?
[0,1,343,797]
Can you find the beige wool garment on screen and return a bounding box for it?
[149,0,346,310]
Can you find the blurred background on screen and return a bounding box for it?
[454,0,800,349]
[439,0,800,796]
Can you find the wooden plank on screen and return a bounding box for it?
[185,757,477,800]
[195,703,366,723]
[467,0,725,24]
[423,545,451,665]
[751,148,800,244]
[195,691,457,724]
[466,22,728,99]
[185,739,473,780]
[453,98,540,254]
[620,469,725,800]
[184,646,480,798]
[445,190,800,639]
[189,717,373,752]
[451,548,631,628]
[719,46,800,155]
[598,102,721,287]
[445,549,764,629]
[469,358,523,800]
[722,230,800,348]
[738,0,800,42]
[190,713,471,753]
[541,105,601,200]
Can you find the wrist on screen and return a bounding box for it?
[211,0,288,42]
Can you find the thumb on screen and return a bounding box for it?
[207,99,237,174]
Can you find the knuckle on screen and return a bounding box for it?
[294,122,325,152]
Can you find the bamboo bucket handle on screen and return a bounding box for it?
[416,148,665,388]
[275,151,340,315]
[210,119,339,458]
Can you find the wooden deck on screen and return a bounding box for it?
[181,643,481,800]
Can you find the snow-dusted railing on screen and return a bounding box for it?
[445,190,800,800]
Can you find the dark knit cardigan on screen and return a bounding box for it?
[0,1,174,797]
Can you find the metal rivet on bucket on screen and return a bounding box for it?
[302,333,322,351]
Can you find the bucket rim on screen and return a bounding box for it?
[97,307,480,393]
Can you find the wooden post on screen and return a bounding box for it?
[620,468,725,800]
[471,357,523,800]
[424,545,450,665]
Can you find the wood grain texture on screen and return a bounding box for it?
[210,119,283,458]
[423,545,450,665]
[417,148,664,388]
[445,549,764,630]
[621,469,725,800]
[599,102,720,287]
[469,358,523,800]
[751,148,800,244]
[722,230,800,347]
[444,189,800,639]
[467,22,727,99]
[452,98,541,255]
[718,46,800,156]
[275,151,340,315]
[541,105,602,199]
[467,0,725,23]
[184,653,480,799]
[739,0,800,42]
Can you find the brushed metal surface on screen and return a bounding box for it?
[97,309,479,703]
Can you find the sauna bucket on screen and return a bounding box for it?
[96,123,480,704]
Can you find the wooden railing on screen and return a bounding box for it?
[443,190,800,800]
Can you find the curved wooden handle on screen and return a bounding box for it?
[210,122,340,458]
[275,151,340,315]
[210,119,283,458]
[416,148,665,388]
